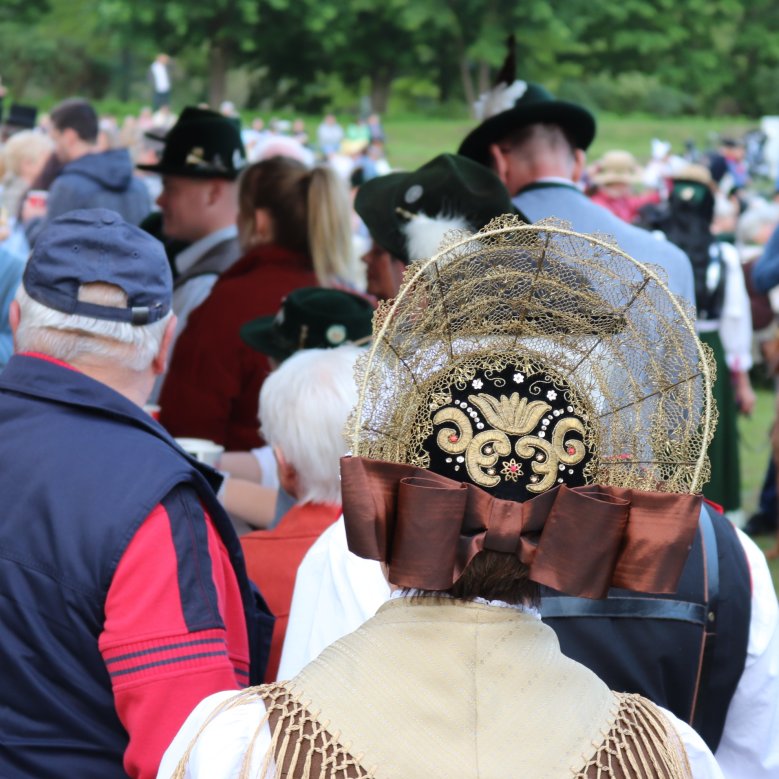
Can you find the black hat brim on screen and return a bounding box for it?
[354,172,413,263]
[136,161,242,180]
[458,101,596,167]
[239,316,290,362]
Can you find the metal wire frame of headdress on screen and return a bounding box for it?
[348,216,716,496]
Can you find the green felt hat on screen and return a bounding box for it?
[240,287,375,362]
[458,39,595,167]
[137,106,246,180]
[458,82,596,166]
[354,153,516,264]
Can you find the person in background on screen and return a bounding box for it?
[240,345,361,682]
[0,209,272,779]
[1,129,53,218]
[738,201,779,540]
[159,156,356,450]
[588,149,660,224]
[457,40,695,308]
[137,107,246,350]
[316,113,344,156]
[708,137,749,190]
[218,286,375,533]
[366,112,385,143]
[639,163,754,520]
[356,152,517,301]
[149,53,172,111]
[24,99,150,246]
[0,245,24,368]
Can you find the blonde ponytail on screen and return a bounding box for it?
[306,166,358,288]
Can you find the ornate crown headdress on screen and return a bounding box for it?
[342,216,714,597]
[348,216,715,497]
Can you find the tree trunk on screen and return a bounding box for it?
[208,43,230,108]
[459,57,476,114]
[477,60,491,95]
[119,46,132,103]
[370,69,393,114]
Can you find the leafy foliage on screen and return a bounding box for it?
[4,0,779,117]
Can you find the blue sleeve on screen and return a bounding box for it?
[752,223,779,293]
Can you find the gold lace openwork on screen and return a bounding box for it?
[348,216,715,496]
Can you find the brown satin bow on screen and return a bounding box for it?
[340,456,701,599]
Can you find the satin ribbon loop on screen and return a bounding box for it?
[391,475,467,589]
[531,485,631,598]
[482,494,523,555]
[340,456,701,598]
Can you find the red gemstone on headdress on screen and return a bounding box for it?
[449,434,459,443]
[567,446,575,455]
[510,464,518,472]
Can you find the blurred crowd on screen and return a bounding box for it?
[0,47,777,779]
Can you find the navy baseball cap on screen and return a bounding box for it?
[24,209,173,325]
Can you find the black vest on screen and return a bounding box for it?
[0,355,273,778]
[540,505,750,751]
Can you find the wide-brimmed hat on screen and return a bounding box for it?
[670,163,715,209]
[240,287,374,362]
[592,150,642,187]
[459,82,595,167]
[4,103,37,130]
[458,39,595,166]
[672,163,714,187]
[137,106,246,180]
[354,153,516,264]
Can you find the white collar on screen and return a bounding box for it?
[175,224,238,276]
[390,588,541,619]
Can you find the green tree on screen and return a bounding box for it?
[99,0,262,106]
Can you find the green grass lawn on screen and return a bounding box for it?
[378,114,758,170]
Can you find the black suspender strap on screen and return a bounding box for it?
[699,504,719,622]
[540,596,706,624]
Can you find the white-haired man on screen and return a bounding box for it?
[0,209,271,779]
[240,345,362,682]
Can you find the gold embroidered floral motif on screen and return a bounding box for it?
[469,393,551,435]
[515,417,588,493]
[501,459,523,482]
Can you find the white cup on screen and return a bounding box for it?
[175,437,224,467]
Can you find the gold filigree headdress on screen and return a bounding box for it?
[348,216,715,498]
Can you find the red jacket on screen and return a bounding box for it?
[160,244,318,450]
[241,502,342,682]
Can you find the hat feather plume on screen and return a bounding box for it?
[402,213,471,262]
[495,34,516,86]
[473,34,526,121]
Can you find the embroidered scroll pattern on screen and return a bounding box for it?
[424,359,594,494]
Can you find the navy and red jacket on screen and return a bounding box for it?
[0,354,272,778]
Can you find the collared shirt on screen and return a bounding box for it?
[175,225,238,278]
[149,226,239,404]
